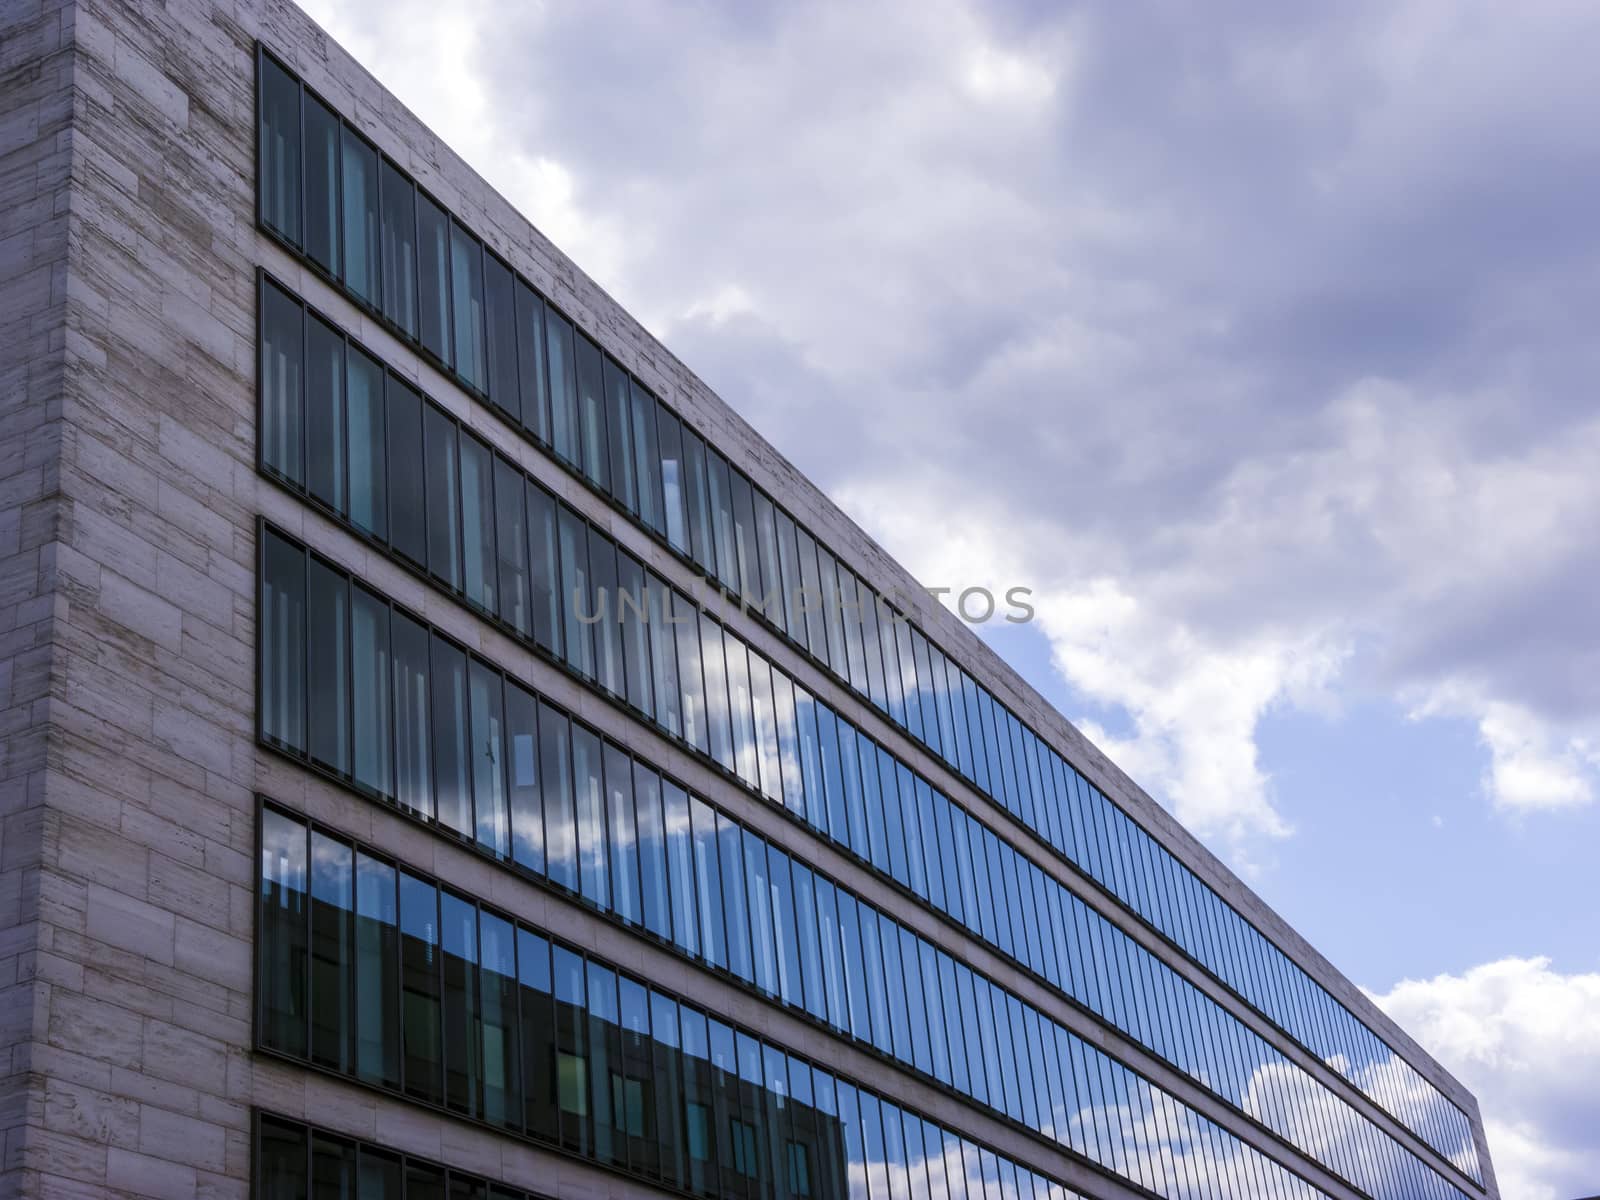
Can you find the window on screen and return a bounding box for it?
[380,160,417,336]
[305,314,345,511]
[399,870,442,1105]
[430,635,470,837]
[391,611,433,819]
[728,1119,759,1179]
[450,223,485,390]
[354,851,399,1088]
[469,661,507,856]
[631,384,663,535]
[494,458,529,636]
[259,807,307,1056]
[611,1073,648,1138]
[417,194,452,366]
[602,358,636,513]
[260,280,303,483]
[305,558,349,775]
[341,128,379,303]
[257,54,300,242]
[545,309,579,466]
[515,280,549,442]
[574,333,609,491]
[343,344,385,541]
[351,586,391,798]
[483,252,519,418]
[459,432,496,612]
[424,405,461,588]
[302,94,340,273]
[604,744,639,926]
[260,530,306,753]
[657,408,687,552]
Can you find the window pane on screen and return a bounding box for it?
[441,892,480,1117]
[770,848,803,1012]
[719,814,753,984]
[559,507,594,678]
[494,459,529,635]
[617,551,653,719]
[574,333,609,490]
[306,558,349,775]
[706,449,737,589]
[258,1115,307,1200]
[528,484,562,657]
[672,588,705,753]
[641,572,679,737]
[631,384,664,535]
[691,797,726,969]
[391,611,432,819]
[725,635,758,789]
[502,680,543,874]
[603,358,636,513]
[657,408,688,552]
[450,224,486,390]
[260,531,305,753]
[518,927,556,1140]
[588,527,623,698]
[341,128,379,303]
[351,587,391,798]
[663,781,699,957]
[380,160,417,336]
[792,864,824,1022]
[634,763,671,942]
[546,309,579,465]
[541,702,577,892]
[460,432,496,612]
[483,252,519,418]
[417,194,451,366]
[430,634,470,837]
[605,743,640,925]
[309,831,354,1073]
[743,829,777,996]
[260,280,303,483]
[730,471,759,601]
[257,55,301,243]
[424,401,462,591]
[572,726,611,909]
[515,281,550,443]
[346,345,386,539]
[700,615,734,772]
[355,851,399,1088]
[681,427,714,575]
[480,910,519,1129]
[400,871,442,1105]
[259,808,308,1056]
[469,661,508,856]
[305,315,345,512]
[303,96,339,275]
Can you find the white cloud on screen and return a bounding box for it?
[294,0,1600,876]
[1371,957,1600,1200]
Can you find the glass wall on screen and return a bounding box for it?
[257,529,1471,1200]
[259,803,1316,1200]
[257,49,1480,1187]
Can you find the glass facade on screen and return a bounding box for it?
[255,43,1486,1200]
[262,803,1315,1200]
[259,526,1470,1200]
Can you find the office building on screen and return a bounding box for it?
[0,0,1499,1196]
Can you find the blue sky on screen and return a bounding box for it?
[301,2,1600,1194]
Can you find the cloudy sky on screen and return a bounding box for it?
[301,1,1599,1194]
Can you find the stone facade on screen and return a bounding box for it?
[0,0,1496,1197]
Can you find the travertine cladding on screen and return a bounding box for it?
[1,0,73,1190]
[0,0,1497,1195]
